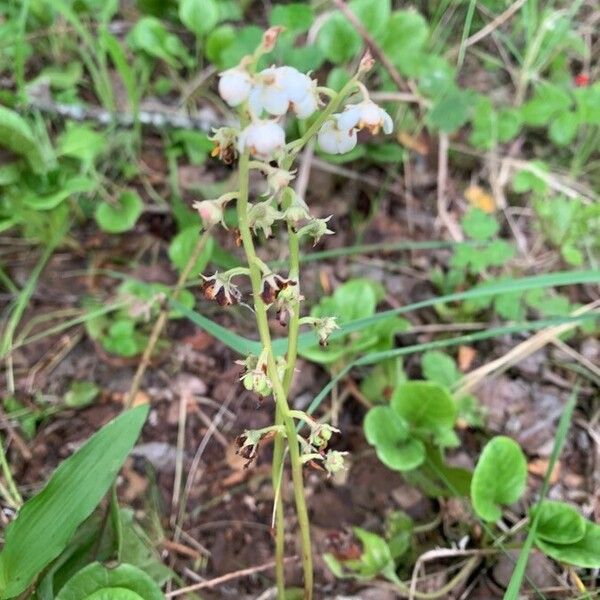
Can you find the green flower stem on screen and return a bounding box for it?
[236,150,313,599]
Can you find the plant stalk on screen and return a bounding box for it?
[236,150,313,599]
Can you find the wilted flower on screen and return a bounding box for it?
[238,120,286,159]
[323,450,348,476]
[209,127,238,164]
[247,200,284,238]
[218,67,252,107]
[201,272,242,307]
[337,100,393,135]
[235,429,264,467]
[282,189,310,225]
[317,116,358,155]
[315,316,339,346]
[297,216,334,246]
[266,168,296,195]
[193,199,224,229]
[260,273,296,305]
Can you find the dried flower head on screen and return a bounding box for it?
[201,273,242,307]
[297,216,334,246]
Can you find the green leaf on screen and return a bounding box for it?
[521,83,572,126]
[270,3,314,33]
[366,143,405,163]
[64,380,100,408]
[534,521,600,569]
[57,123,104,170]
[470,98,522,149]
[220,25,263,69]
[0,406,149,597]
[421,351,460,387]
[168,227,214,277]
[381,10,428,77]
[470,436,527,522]
[0,106,46,172]
[56,562,163,600]
[462,208,499,241]
[316,13,361,64]
[548,111,578,146]
[179,0,219,37]
[512,162,549,194]
[127,17,190,67]
[349,0,390,37]
[205,24,236,67]
[392,381,457,433]
[427,87,474,133]
[95,191,143,233]
[327,67,352,92]
[364,406,425,471]
[23,176,95,210]
[530,500,586,545]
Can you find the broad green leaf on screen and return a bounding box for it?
[168,227,214,277]
[366,143,405,163]
[421,351,460,387]
[270,3,314,33]
[349,0,390,37]
[179,0,219,37]
[381,10,428,76]
[56,562,163,600]
[534,521,600,569]
[530,500,586,545]
[95,191,143,233]
[64,380,100,408]
[462,208,499,241]
[471,436,527,522]
[205,24,236,67]
[364,406,425,471]
[127,17,190,67]
[548,111,578,146]
[392,381,457,432]
[23,176,94,210]
[0,406,149,598]
[220,26,263,69]
[57,123,104,170]
[521,83,572,126]
[427,87,474,133]
[0,106,46,172]
[512,162,549,194]
[316,13,361,64]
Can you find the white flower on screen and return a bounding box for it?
[238,120,286,159]
[338,100,393,135]
[249,66,318,119]
[317,116,357,154]
[218,67,252,107]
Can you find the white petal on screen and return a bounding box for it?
[336,106,360,132]
[293,94,318,119]
[360,102,382,127]
[276,66,311,103]
[248,86,264,117]
[337,128,357,154]
[262,87,289,115]
[218,69,251,107]
[317,122,338,154]
[382,110,394,134]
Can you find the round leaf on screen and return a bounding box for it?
[364,406,425,471]
[56,562,163,600]
[391,381,457,432]
[95,191,143,233]
[471,436,527,522]
[179,0,219,37]
[316,13,361,64]
[531,500,586,545]
[549,111,578,146]
[534,522,600,569]
[168,227,214,277]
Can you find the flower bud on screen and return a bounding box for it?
[309,423,340,449]
[358,50,375,73]
[192,199,223,230]
[238,120,286,159]
[261,26,285,52]
[218,67,252,107]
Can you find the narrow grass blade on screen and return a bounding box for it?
[503,390,577,600]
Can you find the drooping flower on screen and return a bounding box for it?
[238,120,286,159]
[317,116,358,155]
[201,273,242,306]
[249,66,318,119]
[247,200,284,238]
[193,199,224,230]
[260,273,296,305]
[337,100,394,135]
[218,67,252,107]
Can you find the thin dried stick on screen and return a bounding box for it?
[125,229,212,408]
[165,556,299,597]
[437,133,464,242]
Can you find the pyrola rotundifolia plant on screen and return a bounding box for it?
[194,28,393,600]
